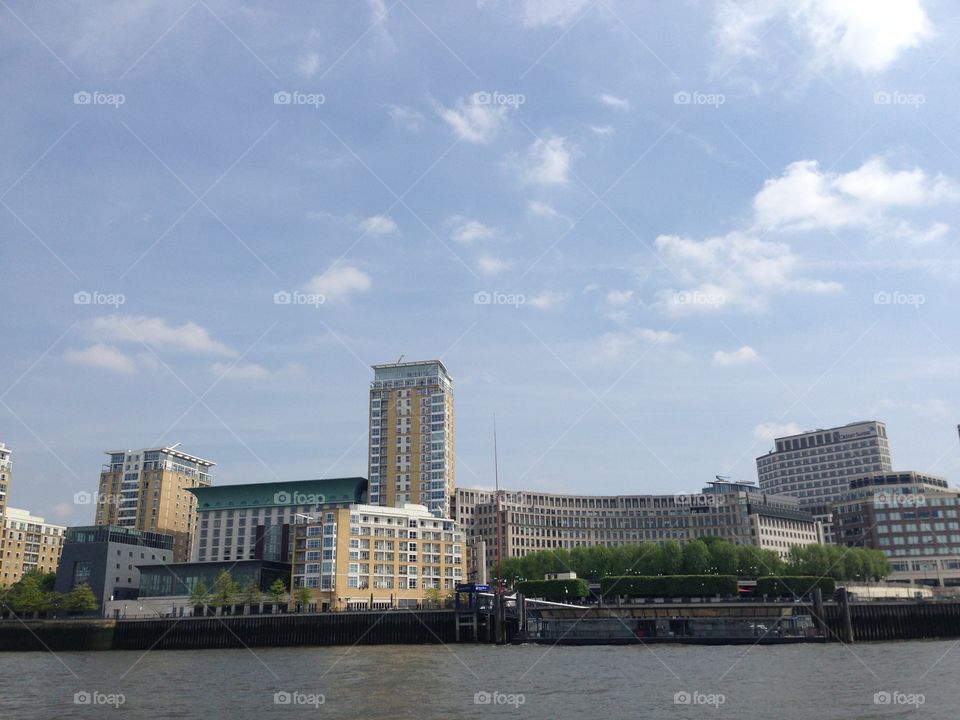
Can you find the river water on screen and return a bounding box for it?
[0,641,956,719]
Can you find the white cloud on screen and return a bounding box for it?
[597,93,629,110]
[754,157,960,233]
[296,51,321,78]
[386,104,424,131]
[713,0,933,74]
[66,344,137,374]
[590,125,615,138]
[598,328,679,359]
[210,361,269,380]
[712,345,760,367]
[528,290,567,309]
[436,94,510,144]
[448,216,498,243]
[477,255,509,275]
[528,200,560,217]
[87,316,235,356]
[753,421,803,442]
[655,231,841,314]
[515,134,575,186]
[359,215,399,235]
[605,289,634,306]
[303,264,372,301]
[366,0,397,53]
[481,0,592,28]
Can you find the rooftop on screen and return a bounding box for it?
[189,477,368,511]
[104,446,216,467]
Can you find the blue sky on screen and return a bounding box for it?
[2,0,959,526]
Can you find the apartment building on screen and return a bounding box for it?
[0,507,65,585]
[0,442,10,523]
[368,361,455,518]
[95,446,215,561]
[291,502,464,610]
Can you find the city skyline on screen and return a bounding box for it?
[2,2,960,529]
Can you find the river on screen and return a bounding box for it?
[0,641,956,718]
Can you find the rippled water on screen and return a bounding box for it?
[0,640,957,719]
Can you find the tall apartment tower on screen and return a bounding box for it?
[95,446,214,561]
[368,360,455,518]
[756,421,892,536]
[0,442,10,522]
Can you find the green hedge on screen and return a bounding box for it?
[600,575,737,598]
[515,579,589,601]
[755,576,835,597]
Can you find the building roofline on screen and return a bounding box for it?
[104,447,216,467]
[371,359,449,374]
[766,420,885,443]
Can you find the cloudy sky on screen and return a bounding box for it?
[2,0,959,526]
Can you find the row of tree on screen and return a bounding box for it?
[497,538,890,585]
[188,571,312,611]
[0,571,98,614]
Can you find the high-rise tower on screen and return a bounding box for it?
[368,361,454,517]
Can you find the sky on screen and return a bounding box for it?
[2,0,959,527]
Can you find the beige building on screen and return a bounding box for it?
[368,361,455,518]
[292,503,464,610]
[0,442,10,523]
[1,507,65,585]
[95,446,214,561]
[454,481,822,577]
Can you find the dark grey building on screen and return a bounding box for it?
[54,525,174,609]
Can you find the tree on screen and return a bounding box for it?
[268,579,288,608]
[242,579,262,607]
[8,571,48,614]
[659,541,683,575]
[212,570,239,607]
[294,586,313,612]
[65,584,98,611]
[708,541,739,576]
[189,581,210,610]
[682,539,711,574]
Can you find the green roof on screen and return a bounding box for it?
[189,477,367,511]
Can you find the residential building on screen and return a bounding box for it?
[95,446,215,561]
[53,525,174,609]
[291,502,464,611]
[368,360,455,518]
[833,471,960,588]
[188,477,368,563]
[0,507,66,585]
[756,421,892,540]
[0,441,10,522]
[454,481,821,578]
